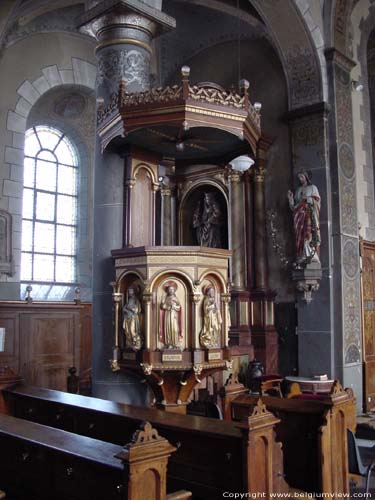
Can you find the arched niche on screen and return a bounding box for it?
[151,271,193,350]
[179,183,228,249]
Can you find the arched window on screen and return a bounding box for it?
[21,126,78,284]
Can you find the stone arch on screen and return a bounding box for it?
[350,0,375,240]
[162,0,323,111]
[2,57,96,291]
[250,0,323,109]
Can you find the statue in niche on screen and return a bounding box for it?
[200,285,222,348]
[193,192,223,248]
[288,170,321,265]
[122,286,142,350]
[159,282,182,349]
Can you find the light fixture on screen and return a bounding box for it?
[351,80,364,92]
[254,102,262,112]
[229,155,255,172]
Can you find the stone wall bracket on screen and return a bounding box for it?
[292,262,322,305]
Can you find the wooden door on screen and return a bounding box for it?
[19,311,79,391]
[361,241,375,411]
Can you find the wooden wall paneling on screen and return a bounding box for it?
[360,241,375,411]
[0,302,92,392]
[19,311,78,390]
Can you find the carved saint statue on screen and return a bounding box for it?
[200,285,222,348]
[122,287,142,350]
[287,170,321,264]
[193,192,223,248]
[159,282,182,348]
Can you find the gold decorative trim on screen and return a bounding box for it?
[95,38,152,54]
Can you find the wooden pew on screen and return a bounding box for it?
[0,413,190,500]
[221,380,356,495]
[1,383,289,500]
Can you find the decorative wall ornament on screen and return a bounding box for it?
[339,143,355,179]
[342,239,359,279]
[54,93,86,118]
[345,344,361,365]
[343,279,361,359]
[97,48,150,93]
[266,210,290,268]
[341,178,358,236]
[285,46,321,107]
[0,209,12,276]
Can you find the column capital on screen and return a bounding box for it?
[160,187,172,197]
[325,47,356,72]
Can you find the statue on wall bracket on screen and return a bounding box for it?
[122,286,143,350]
[200,285,222,348]
[193,192,223,248]
[288,170,322,304]
[159,281,183,349]
[288,170,321,266]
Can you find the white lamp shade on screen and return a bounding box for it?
[229,155,255,172]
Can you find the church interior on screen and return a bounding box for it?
[1,0,375,498]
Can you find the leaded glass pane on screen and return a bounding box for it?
[58,165,76,195]
[22,189,34,219]
[55,256,75,282]
[36,159,57,191]
[34,222,55,253]
[55,139,77,166]
[21,253,32,281]
[57,194,75,225]
[36,128,60,151]
[56,225,75,255]
[22,126,78,285]
[21,220,33,252]
[36,192,55,221]
[33,253,54,281]
[37,150,57,163]
[24,157,35,188]
[24,130,40,157]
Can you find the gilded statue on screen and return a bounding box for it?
[193,192,223,248]
[200,285,222,348]
[123,286,142,350]
[288,170,321,265]
[159,282,182,348]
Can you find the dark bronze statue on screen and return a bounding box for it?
[193,192,223,248]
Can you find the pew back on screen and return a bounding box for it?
[3,384,244,500]
[0,413,125,500]
[228,385,356,495]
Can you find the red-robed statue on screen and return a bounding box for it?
[288,170,321,265]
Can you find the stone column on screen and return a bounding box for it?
[287,103,334,393]
[80,1,175,404]
[253,145,268,291]
[326,48,362,408]
[161,187,172,246]
[251,138,278,373]
[229,171,246,290]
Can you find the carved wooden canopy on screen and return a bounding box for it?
[97,66,262,161]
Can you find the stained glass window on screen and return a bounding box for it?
[21,126,78,284]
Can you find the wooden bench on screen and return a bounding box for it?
[221,379,357,495]
[1,383,290,499]
[0,413,190,500]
